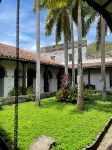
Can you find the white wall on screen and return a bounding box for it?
[48,67,60,92]
[41,47,87,64]
[83,68,112,91]
[1,60,112,97]
[0,60,15,97]
[22,63,60,93]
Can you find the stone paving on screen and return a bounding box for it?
[97,124,112,150]
[29,136,55,150]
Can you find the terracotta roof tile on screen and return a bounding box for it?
[0,43,63,67]
[69,61,112,69]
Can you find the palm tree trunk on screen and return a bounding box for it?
[71,15,75,87]
[101,16,107,101]
[36,0,40,106]
[77,0,84,111]
[64,34,68,75]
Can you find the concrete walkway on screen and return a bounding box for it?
[97,124,112,150]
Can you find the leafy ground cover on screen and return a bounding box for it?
[0,95,112,150]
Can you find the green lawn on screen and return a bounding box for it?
[0,96,112,150]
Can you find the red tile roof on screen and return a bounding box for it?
[69,61,112,69]
[0,43,63,67]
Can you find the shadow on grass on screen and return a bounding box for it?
[40,97,68,110]
[41,95,112,115]
[83,95,112,114]
[0,126,13,150]
[0,126,22,150]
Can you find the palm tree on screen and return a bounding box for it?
[35,0,41,106]
[101,16,107,101]
[77,0,84,111]
[69,3,75,87]
[45,8,71,75]
[84,9,108,101]
[40,0,76,79]
[35,0,92,110]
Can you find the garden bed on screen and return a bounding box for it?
[0,95,112,150]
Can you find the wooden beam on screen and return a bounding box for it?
[22,62,27,95]
[102,0,112,8]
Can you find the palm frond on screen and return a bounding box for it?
[45,10,58,37]
[62,9,71,42]
[83,11,97,37]
[40,0,69,9]
[55,14,62,44]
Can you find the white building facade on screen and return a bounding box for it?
[0,43,65,97]
[41,40,87,64]
[0,42,112,97]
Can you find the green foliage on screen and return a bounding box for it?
[56,90,63,101]
[26,87,35,95]
[57,80,94,103]
[0,96,112,150]
[8,86,22,96]
[67,86,77,103]
[45,8,71,44]
[56,87,77,103]
[8,87,35,96]
[0,97,3,110]
[84,88,93,101]
[87,42,112,56]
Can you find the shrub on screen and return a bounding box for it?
[84,88,93,101]
[60,74,70,101]
[8,86,22,96]
[0,97,3,110]
[56,90,63,101]
[26,87,35,95]
[84,84,95,90]
[107,91,112,95]
[67,86,77,103]
[8,86,35,96]
[56,74,77,104]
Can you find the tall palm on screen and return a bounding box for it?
[77,0,84,110]
[84,9,108,101]
[101,16,107,101]
[45,8,71,75]
[33,0,70,106]
[40,0,76,80]
[69,3,75,87]
[35,0,41,106]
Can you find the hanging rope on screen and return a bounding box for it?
[14,0,20,149]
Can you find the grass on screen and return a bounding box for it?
[0,95,112,150]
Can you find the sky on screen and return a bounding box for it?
[0,0,112,53]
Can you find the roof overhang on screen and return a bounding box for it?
[83,0,112,31]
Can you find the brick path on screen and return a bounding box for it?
[97,124,112,150]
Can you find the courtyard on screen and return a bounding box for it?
[0,95,112,150]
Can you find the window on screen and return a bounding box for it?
[51,56,55,60]
[69,54,72,61]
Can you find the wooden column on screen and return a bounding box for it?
[44,66,48,92]
[60,68,64,76]
[75,70,78,84]
[88,69,90,85]
[22,62,27,95]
